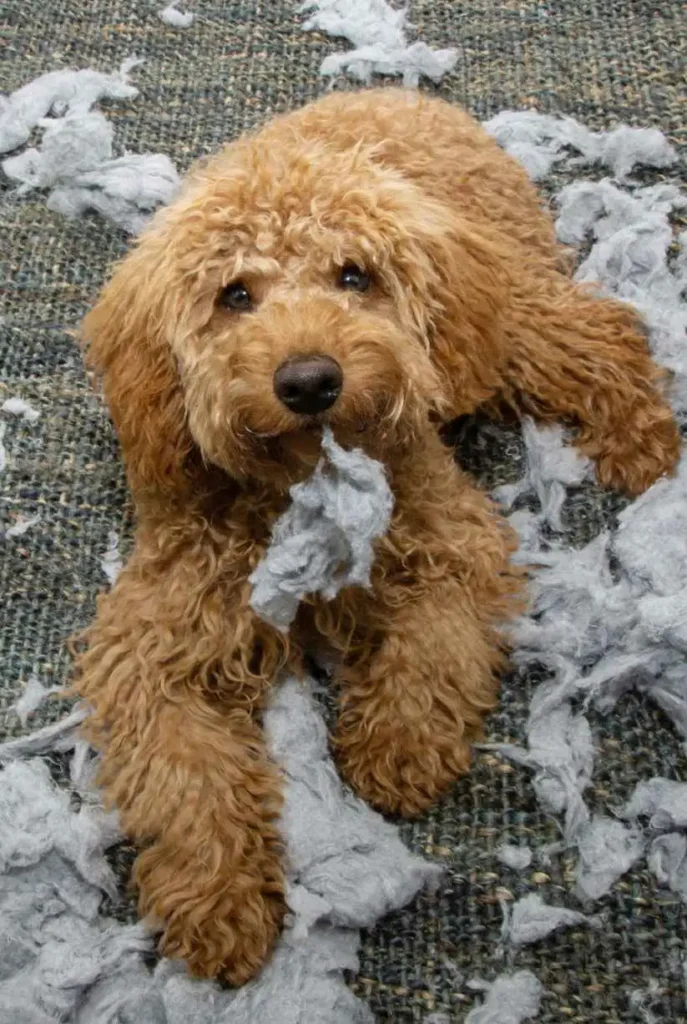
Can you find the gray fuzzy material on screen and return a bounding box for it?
[484,669,595,845]
[1,93,685,1020]
[463,971,543,1023]
[0,677,437,1023]
[487,114,686,920]
[620,779,687,831]
[495,845,533,871]
[266,678,443,930]
[494,419,591,532]
[46,153,181,235]
[484,111,677,182]
[299,0,457,86]
[647,834,687,902]
[558,181,687,419]
[0,61,139,154]
[502,893,596,947]
[2,63,180,233]
[158,4,194,27]
[2,397,41,422]
[574,816,645,902]
[3,112,115,192]
[249,428,393,631]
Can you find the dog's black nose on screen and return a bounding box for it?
[273,355,343,415]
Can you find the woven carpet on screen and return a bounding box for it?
[1,1,686,1021]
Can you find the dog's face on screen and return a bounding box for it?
[84,133,506,500]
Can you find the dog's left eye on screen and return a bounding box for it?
[220,281,253,311]
[338,264,370,292]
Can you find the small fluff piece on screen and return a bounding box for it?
[485,669,595,845]
[502,893,596,947]
[12,676,61,727]
[496,844,533,871]
[647,834,687,902]
[494,418,592,530]
[0,60,139,154]
[47,151,180,235]
[0,706,89,761]
[3,111,115,193]
[299,0,457,86]
[250,428,393,630]
[1,397,40,422]
[574,816,645,901]
[100,531,123,587]
[4,514,40,538]
[464,971,543,1023]
[484,111,677,183]
[620,779,687,831]
[158,3,194,27]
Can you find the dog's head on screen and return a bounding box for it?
[84,131,507,504]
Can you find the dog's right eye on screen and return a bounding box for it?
[220,281,253,312]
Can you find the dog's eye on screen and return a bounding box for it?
[338,264,370,293]
[220,281,253,311]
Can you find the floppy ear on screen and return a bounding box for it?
[82,232,200,508]
[394,199,510,418]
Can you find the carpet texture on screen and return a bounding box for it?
[1,1,686,1021]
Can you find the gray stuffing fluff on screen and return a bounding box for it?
[647,834,687,903]
[299,0,457,86]
[484,110,677,182]
[574,816,645,902]
[494,419,592,533]
[620,778,687,832]
[2,94,686,1019]
[0,678,438,1023]
[0,60,139,154]
[249,427,394,631]
[1,61,180,233]
[158,4,194,28]
[501,893,596,947]
[485,113,686,918]
[495,844,533,871]
[462,970,543,1023]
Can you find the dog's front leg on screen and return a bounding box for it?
[74,530,288,984]
[500,276,680,495]
[334,577,507,816]
[332,453,522,819]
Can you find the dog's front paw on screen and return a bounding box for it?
[336,728,473,818]
[135,839,286,985]
[582,411,681,497]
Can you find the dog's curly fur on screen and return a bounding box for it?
[74,89,680,984]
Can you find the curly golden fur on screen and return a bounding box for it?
[74,89,680,984]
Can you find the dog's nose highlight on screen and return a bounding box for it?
[273,355,343,415]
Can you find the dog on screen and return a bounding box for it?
[75,88,680,985]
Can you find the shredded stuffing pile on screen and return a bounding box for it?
[298,0,457,86]
[0,60,180,233]
[2,16,686,1020]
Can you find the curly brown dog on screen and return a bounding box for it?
[74,88,680,984]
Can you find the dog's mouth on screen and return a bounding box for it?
[243,410,369,445]
[241,412,376,483]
